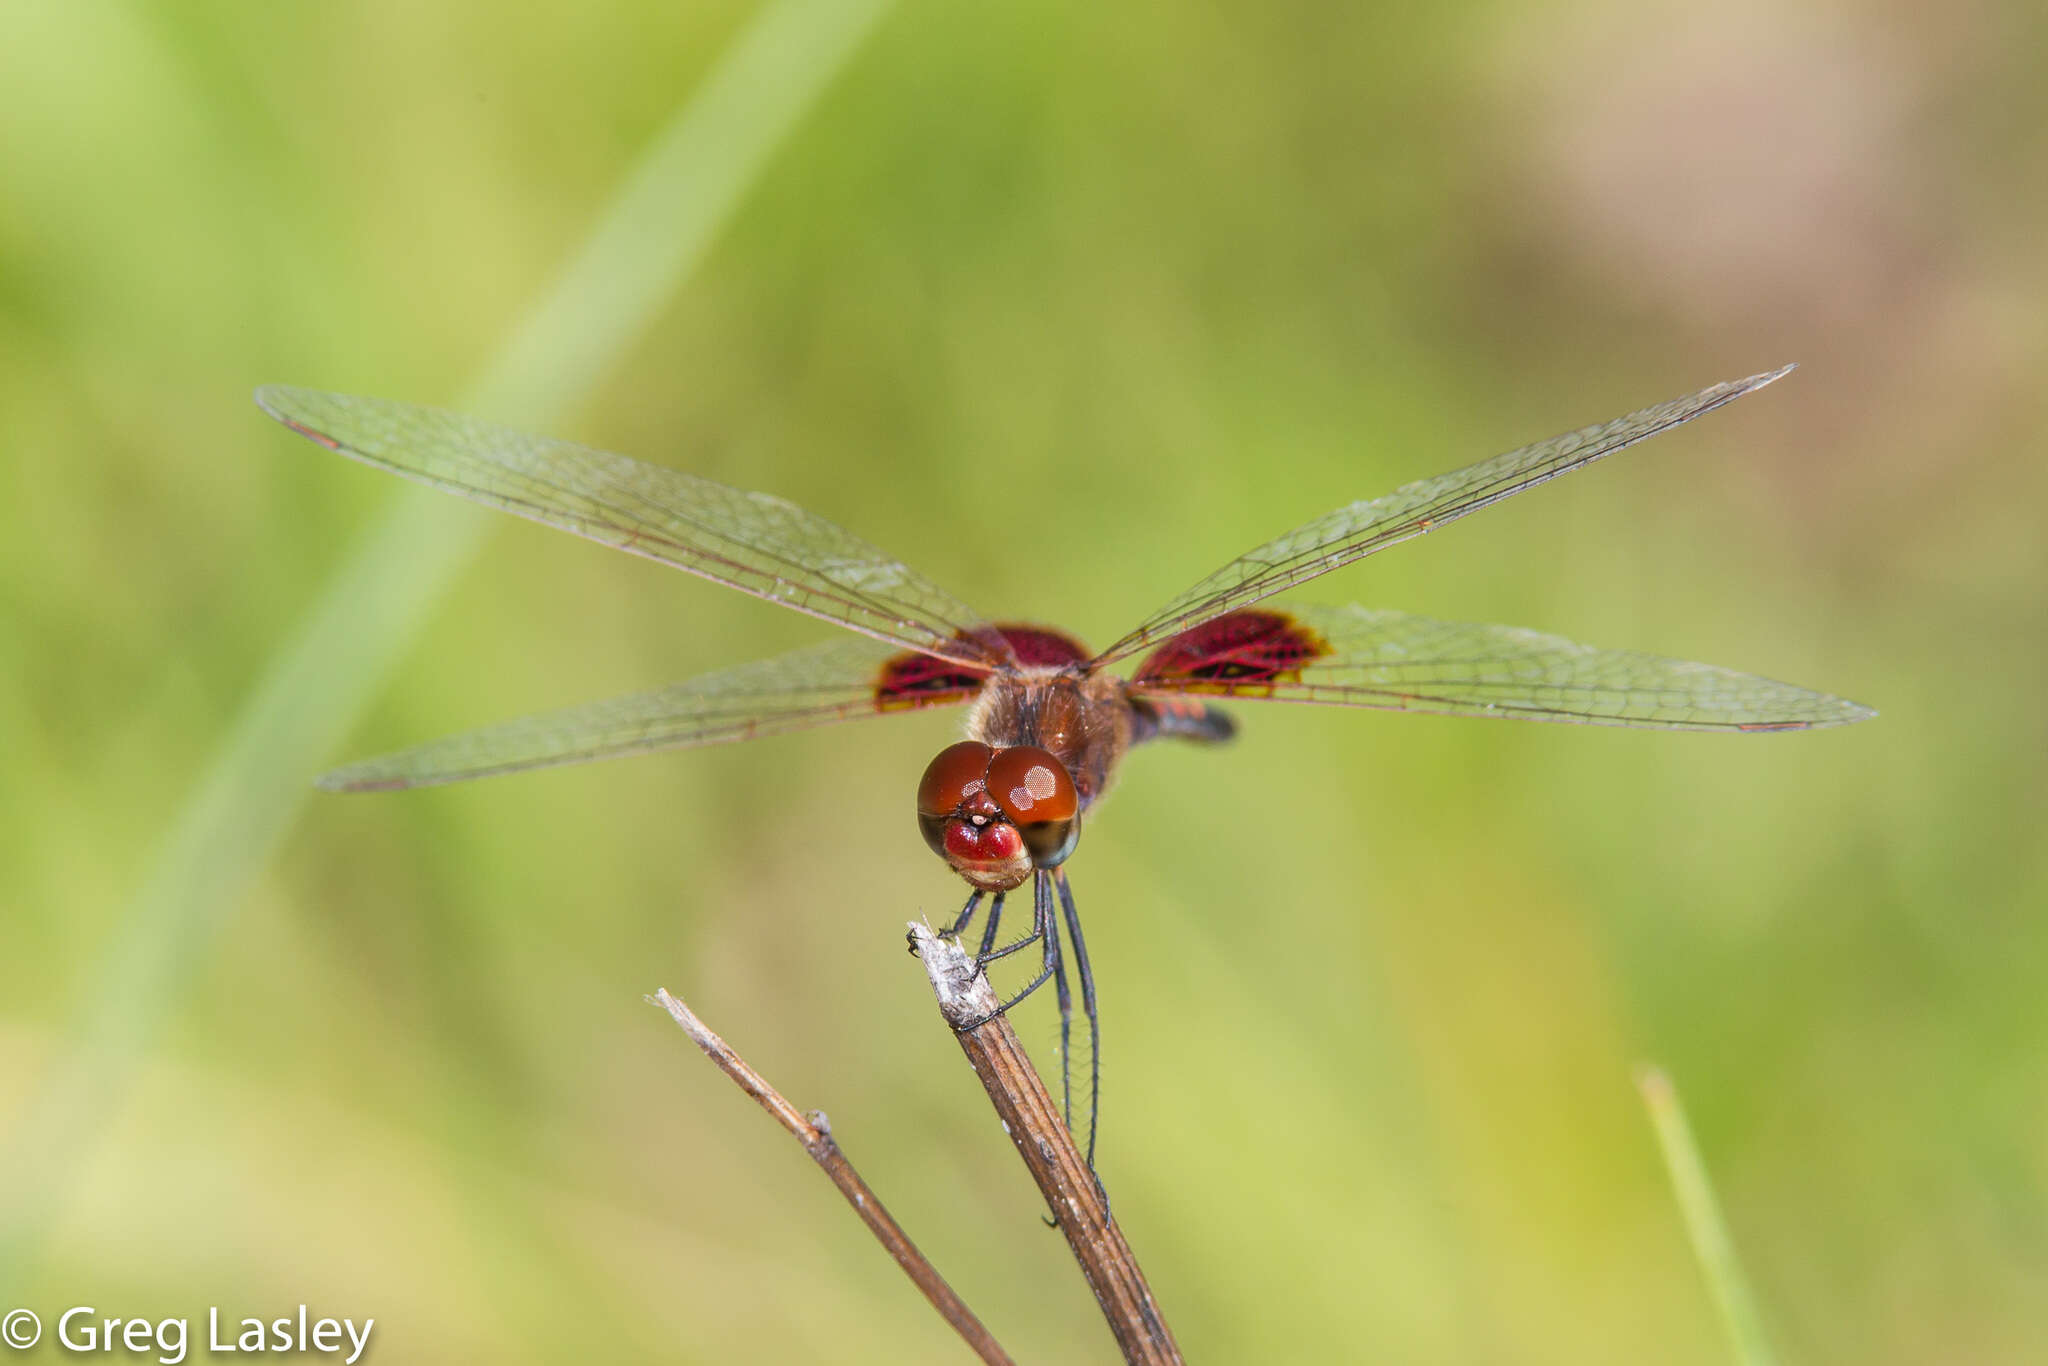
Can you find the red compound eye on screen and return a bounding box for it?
[983,746,1077,824]
[918,740,993,818]
[984,746,1079,868]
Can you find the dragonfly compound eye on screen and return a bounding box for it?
[984,745,1079,868]
[917,740,994,820]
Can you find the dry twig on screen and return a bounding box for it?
[908,921,1184,1366]
[648,987,1015,1366]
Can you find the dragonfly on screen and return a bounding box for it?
[257,364,1872,1165]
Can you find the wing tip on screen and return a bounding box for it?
[1818,695,1878,727]
[1737,696,1877,732]
[252,383,303,420]
[254,384,345,451]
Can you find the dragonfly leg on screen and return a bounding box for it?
[977,881,1044,967]
[978,927,1045,966]
[1056,868,1105,1180]
[945,889,984,939]
[1046,873,1074,1139]
[975,891,1007,962]
[955,877,1058,1030]
[1040,870,1077,1230]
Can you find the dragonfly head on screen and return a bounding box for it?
[917,741,1079,891]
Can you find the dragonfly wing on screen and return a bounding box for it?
[319,636,983,791]
[1128,604,1875,731]
[256,387,1013,668]
[1092,367,1795,668]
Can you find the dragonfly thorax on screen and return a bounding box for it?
[967,667,1133,813]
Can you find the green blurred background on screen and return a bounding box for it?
[3,0,2042,1361]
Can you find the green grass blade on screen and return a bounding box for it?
[1638,1065,1783,1366]
[0,0,893,1278]
[474,0,892,426]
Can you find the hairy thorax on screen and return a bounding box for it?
[967,667,1133,812]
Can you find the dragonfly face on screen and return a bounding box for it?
[918,740,1080,891]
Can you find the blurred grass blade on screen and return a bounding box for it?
[0,0,893,1276]
[471,0,892,426]
[1638,1065,1782,1366]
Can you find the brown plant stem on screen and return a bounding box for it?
[907,921,1184,1366]
[648,987,1015,1366]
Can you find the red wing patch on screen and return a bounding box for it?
[1130,609,1331,696]
[875,624,1092,709]
[875,650,988,709]
[993,624,1091,668]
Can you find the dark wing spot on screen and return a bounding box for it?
[875,646,989,708]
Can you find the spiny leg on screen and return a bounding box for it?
[1045,871,1075,1138]
[954,876,1059,1031]
[947,889,984,938]
[1043,870,1075,1230]
[978,881,1045,968]
[975,890,1007,962]
[1056,869,1102,1172]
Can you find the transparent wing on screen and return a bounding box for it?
[1092,367,1795,668]
[1128,603,1876,730]
[318,636,980,791]
[256,386,1012,668]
